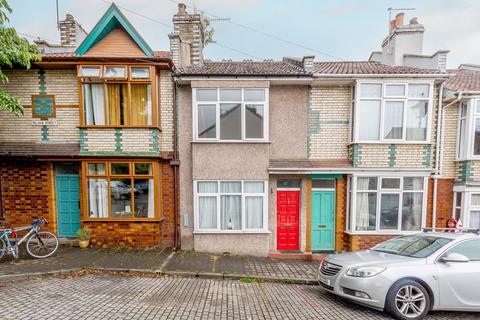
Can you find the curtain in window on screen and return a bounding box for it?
[384,101,404,139]
[356,178,372,230]
[402,193,422,231]
[246,197,263,229]
[358,100,380,140]
[83,84,105,125]
[88,179,108,218]
[131,84,152,126]
[470,211,480,229]
[221,195,241,230]
[198,181,218,193]
[199,196,217,228]
[107,84,127,125]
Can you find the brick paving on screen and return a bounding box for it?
[0,246,320,282]
[0,274,478,320]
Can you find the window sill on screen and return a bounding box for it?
[348,141,432,145]
[78,126,161,130]
[81,218,164,223]
[194,230,271,235]
[344,230,422,236]
[191,141,271,144]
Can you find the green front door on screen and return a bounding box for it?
[311,191,335,251]
[56,174,80,237]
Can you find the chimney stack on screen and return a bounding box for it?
[58,14,87,48]
[169,3,205,68]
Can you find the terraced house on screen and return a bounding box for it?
[0,4,178,247]
[440,64,480,231]
[174,7,452,257]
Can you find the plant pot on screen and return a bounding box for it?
[78,239,90,249]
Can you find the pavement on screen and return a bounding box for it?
[0,274,478,320]
[0,246,320,284]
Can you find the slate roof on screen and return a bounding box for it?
[444,68,480,92]
[179,60,447,76]
[0,143,80,157]
[312,61,445,75]
[179,61,307,76]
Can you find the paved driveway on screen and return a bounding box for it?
[0,275,478,320]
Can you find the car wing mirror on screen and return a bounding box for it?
[441,253,470,263]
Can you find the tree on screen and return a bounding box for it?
[0,0,40,116]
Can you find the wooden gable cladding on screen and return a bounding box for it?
[84,26,147,58]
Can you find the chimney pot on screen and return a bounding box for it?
[178,3,187,14]
[395,12,404,27]
[409,17,418,25]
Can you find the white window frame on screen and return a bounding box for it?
[353,80,433,143]
[192,88,269,142]
[457,98,480,160]
[348,174,428,234]
[193,180,269,233]
[451,188,480,229]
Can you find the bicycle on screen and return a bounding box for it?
[0,218,59,260]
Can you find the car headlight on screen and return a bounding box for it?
[346,266,386,278]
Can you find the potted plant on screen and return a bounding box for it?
[76,228,92,249]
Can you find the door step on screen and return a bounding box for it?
[268,251,326,261]
[59,238,79,247]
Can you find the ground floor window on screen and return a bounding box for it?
[83,161,157,220]
[194,180,267,232]
[452,191,480,229]
[350,176,426,232]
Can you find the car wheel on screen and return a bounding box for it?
[385,279,430,320]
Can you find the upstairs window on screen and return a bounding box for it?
[457,98,480,159]
[355,82,431,142]
[193,88,268,141]
[79,65,153,127]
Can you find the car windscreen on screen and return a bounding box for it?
[371,235,452,258]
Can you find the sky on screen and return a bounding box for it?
[7,0,480,68]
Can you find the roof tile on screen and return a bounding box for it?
[444,68,480,91]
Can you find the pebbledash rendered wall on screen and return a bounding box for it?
[178,80,309,256]
[0,68,177,247]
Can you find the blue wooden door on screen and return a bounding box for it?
[56,174,80,237]
[311,191,335,251]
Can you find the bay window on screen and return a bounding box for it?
[194,88,268,141]
[355,82,431,142]
[352,176,426,232]
[457,98,480,159]
[451,191,480,229]
[79,65,154,127]
[84,161,157,220]
[195,180,267,232]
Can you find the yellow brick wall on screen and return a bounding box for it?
[308,85,351,159]
[159,70,174,153]
[441,102,459,178]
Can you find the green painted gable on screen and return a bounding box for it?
[75,3,153,57]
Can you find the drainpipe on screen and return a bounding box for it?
[433,88,462,228]
[172,79,180,250]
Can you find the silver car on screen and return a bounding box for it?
[318,230,480,320]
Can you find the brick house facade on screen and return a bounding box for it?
[0,4,178,248]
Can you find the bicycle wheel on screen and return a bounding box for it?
[0,238,5,260]
[26,232,59,259]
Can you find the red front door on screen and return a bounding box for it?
[277,190,300,251]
